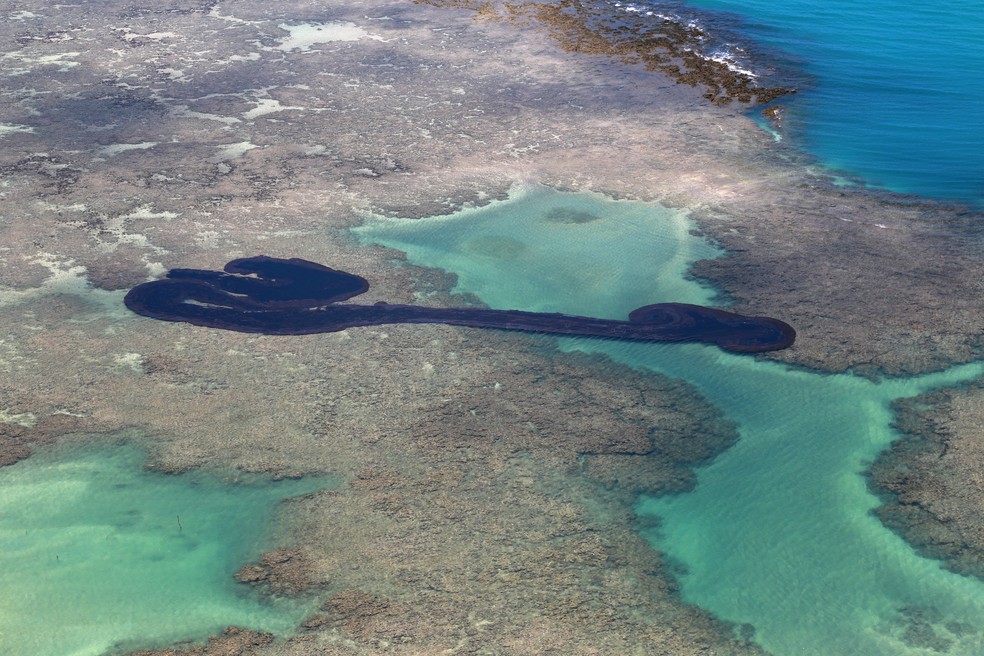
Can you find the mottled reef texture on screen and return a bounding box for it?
[415,0,793,105]
[870,382,984,581]
[0,0,981,653]
[128,628,274,656]
[235,547,318,597]
[112,330,758,655]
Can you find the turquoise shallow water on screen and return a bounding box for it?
[0,440,327,656]
[628,0,984,207]
[355,184,984,655]
[603,345,984,655]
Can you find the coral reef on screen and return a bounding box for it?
[871,382,984,579]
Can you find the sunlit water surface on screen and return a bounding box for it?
[354,184,984,655]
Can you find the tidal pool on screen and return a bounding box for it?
[0,438,328,656]
[354,184,984,655]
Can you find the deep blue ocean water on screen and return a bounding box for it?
[630,0,984,208]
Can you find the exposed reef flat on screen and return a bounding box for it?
[0,0,977,377]
[0,0,981,652]
[109,330,758,654]
[687,195,984,377]
[414,0,794,105]
[871,382,984,580]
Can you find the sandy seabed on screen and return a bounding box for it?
[1,0,982,654]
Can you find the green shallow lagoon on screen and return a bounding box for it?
[0,439,328,656]
[355,184,984,655]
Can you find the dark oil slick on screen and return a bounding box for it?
[124,256,795,353]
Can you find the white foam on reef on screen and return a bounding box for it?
[0,253,123,316]
[610,2,759,78]
[243,97,289,119]
[118,28,180,42]
[1,51,80,75]
[612,1,668,19]
[143,260,167,279]
[94,142,157,159]
[207,7,262,25]
[0,338,29,374]
[0,123,35,138]
[35,201,87,213]
[113,352,145,373]
[241,88,305,120]
[209,141,259,162]
[273,22,383,52]
[0,409,37,427]
[95,205,178,254]
[167,103,241,126]
[215,52,262,65]
[612,2,678,23]
[706,47,758,78]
